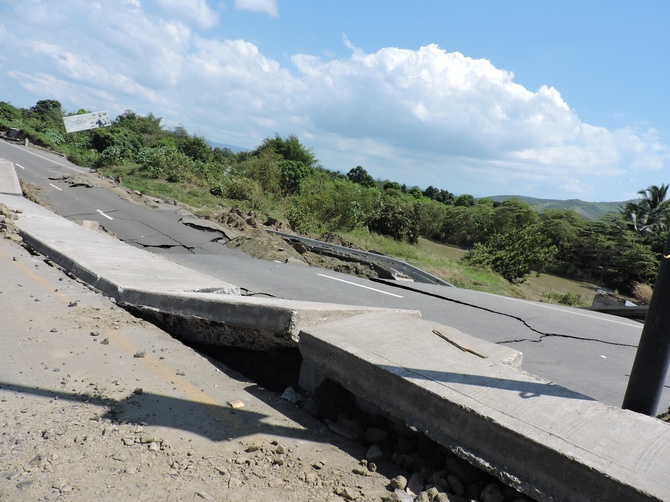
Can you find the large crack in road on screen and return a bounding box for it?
[374,279,639,349]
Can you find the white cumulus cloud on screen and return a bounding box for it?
[0,1,668,200]
[155,0,219,29]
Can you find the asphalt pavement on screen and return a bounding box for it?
[0,140,668,413]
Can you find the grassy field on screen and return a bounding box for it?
[416,237,598,305]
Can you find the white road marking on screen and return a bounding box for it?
[505,296,643,328]
[2,142,85,173]
[49,183,62,191]
[317,273,404,298]
[96,209,113,220]
[16,163,25,169]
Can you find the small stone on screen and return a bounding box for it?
[122,437,135,446]
[68,301,78,307]
[90,331,100,337]
[336,487,358,501]
[245,444,261,453]
[228,478,243,488]
[50,328,58,333]
[407,473,424,497]
[352,467,369,476]
[133,388,143,395]
[367,462,377,473]
[389,475,408,490]
[416,492,431,502]
[133,350,145,358]
[325,418,363,441]
[100,338,109,345]
[148,442,160,452]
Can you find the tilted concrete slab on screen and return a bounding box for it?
[0,193,421,349]
[120,288,420,349]
[0,194,240,298]
[298,311,670,502]
[0,158,22,195]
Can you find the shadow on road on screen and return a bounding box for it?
[378,366,597,401]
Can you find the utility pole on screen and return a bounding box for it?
[622,232,670,415]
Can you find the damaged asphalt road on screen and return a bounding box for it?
[8,143,669,411]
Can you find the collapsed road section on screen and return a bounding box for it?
[2,158,670,500]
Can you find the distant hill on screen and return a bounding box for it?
[486,195,627,221]
[208,140,248,153]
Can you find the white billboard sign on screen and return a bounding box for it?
[63,111,112,133]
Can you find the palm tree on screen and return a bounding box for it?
[622,184,670,249]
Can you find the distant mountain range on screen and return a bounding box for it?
[487,195,628,221]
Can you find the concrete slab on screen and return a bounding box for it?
[0,158,22,195]
[0,193,421,349]
[0,194,240,298]
[298,311,670,502]
[119,287,421,348]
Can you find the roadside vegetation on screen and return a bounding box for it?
[1,99,665,305]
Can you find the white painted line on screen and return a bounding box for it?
[317,273,404,298]
[16,163,25,170]
[96,209,113,220]
[49,183,62,191]
[2,142,85,173]
[506,296,643,328]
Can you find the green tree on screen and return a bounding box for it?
[454,194,475,207]
[442,203,495,247]
[254,134,317,168]
[463,224,558,283]
[279,160,311,195]
[367,198,419,243]
[622,184,670,252]
[492,198,539,234]
[30,99,63,122]
[574,214,658,290]
[347,166,376,188]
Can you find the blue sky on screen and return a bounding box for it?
[0,0,668,202]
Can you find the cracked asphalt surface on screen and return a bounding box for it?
[4,140,669,413]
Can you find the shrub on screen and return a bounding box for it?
[631,281,653,304]
[542,291,586,307]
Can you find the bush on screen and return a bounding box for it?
[631,282,653,304]
[541,291,586,306]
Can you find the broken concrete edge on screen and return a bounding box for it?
[118,287,422,344]
[0,159,23,196]
[297,312,668,502]
[19,229,121,298]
